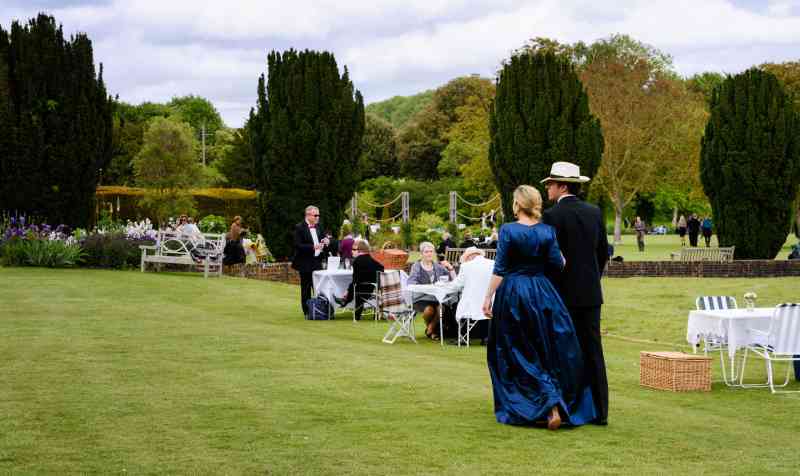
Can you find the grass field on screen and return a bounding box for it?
[2,267,800,475]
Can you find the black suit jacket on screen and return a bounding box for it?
[351,254,384,293]
[291,222,329,272]
[542,196,609,308]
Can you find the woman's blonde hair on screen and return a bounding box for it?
[512,185,542,220]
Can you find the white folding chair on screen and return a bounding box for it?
[739,303,800,393]
[377,270,416,344]
[456,314,488,347]
[695,295,737,384]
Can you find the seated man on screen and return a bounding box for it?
[335,240,384,320]
[447,247,495,343]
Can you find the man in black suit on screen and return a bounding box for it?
[292,205,332,317]
[541,161,610,425]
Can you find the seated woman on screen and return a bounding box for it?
[407,241,456,339]
[335,240,384,320]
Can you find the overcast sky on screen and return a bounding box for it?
[2,0,799,127]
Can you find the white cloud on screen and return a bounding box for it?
[1,0,799,126]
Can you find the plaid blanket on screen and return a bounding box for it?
[379,270,407,313]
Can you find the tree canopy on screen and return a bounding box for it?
[251,49,365,259]
[700,68,800,259]
[0,13,114,227]
[489,50,604,219]
[132,116,204,226]
[397,76,494,180]
[365,90,434,129]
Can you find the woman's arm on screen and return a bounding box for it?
[406,262,422,285]
[482,274,503,318]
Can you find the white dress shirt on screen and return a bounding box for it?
[307,221,321,257]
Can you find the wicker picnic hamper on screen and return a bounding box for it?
[639,351,712,392]
[371,241,409,270]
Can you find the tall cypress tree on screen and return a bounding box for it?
[700,68,800,259]
[489,51,603,218]
[251,49,365,259]
[0,14,114,227]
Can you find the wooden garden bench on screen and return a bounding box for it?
[140,230,225,278]
[444,247,497,267]
[670,246,735,262]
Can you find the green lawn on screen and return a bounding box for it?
[2,268,800,475]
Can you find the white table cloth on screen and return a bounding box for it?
[313,269,409,311]
[687,308,773,358]
[313,269,354,310]
[407,282,460,306]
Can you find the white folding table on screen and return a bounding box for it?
[687,307,773,386]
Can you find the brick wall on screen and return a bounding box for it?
[223,262,301,284]
[224,259,800,283]
[606,260,800,278]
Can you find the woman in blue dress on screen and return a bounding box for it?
[482,185,596,430]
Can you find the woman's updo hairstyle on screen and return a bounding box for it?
[512,185,542,220]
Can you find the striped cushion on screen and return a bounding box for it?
[696,296,736,311]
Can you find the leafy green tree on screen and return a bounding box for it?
[365,90,434,128]
[398,76,494,180]
[359,114,399,179]
[687,72,725,104]
[0,14,114,227]
[700,68,800,259]
[211,126,256,189]
[251,49,365,259]
[105,102,173,185]
[489,50,604,219]
[168,95,225,147]
[132,117,204,227]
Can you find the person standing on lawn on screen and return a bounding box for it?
[292,206,332,318]
[634,216,646,252]
[687,213,701,247]
[541,161,610,426]
[701,216,713,247]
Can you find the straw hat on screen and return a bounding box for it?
[540,161,591,184]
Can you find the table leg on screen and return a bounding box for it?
[439,304,444,347]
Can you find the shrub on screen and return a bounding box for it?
[199,215,227,234]
[0,238,83,267]
[80,233,152,269]
[0,239,28,266]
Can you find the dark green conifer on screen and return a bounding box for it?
[251,49,365,259]
[700,68,800,259]
[489,51,603,218]
[0,14,114,227]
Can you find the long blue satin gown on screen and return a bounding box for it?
[488,222,596,426]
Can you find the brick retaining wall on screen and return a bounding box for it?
[606,259,800,278]
[223,262,301,284]
[223,259,800,284]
